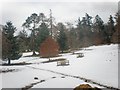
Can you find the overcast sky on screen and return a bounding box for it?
[1,1,118,34]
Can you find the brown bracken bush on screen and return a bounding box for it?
[40,36,59,58]
[73,84,101,90]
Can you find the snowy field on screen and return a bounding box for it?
[0,44,119,89]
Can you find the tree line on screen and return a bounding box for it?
[1,12,120,64]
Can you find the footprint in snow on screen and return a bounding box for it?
[52,76,56,78]
[61,76,65,78]
[34,77,39,80]
[40,80,45,82]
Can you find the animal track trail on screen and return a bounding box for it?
[25,66,119,90]
[21,76,59,90]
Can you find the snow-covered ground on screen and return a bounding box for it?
[0,44,119,89]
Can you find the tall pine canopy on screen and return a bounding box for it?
[2,21,21,64]
[57,23,68,53]
[107,15,115,40]
[22,13,39,55]
[36,22,49,51]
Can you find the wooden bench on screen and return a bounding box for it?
[57,60,69,66]
[79,53,84,56]
[77,53,84,58]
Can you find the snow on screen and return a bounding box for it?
[2,66,59,88]
[22,52,39,57]
[0,44,119,89]
[32,77,84,88]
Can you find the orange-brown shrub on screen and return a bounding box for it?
[40,36,59,57]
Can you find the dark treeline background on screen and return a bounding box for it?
[1,12,120,63]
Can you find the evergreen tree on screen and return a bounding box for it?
[66,22,79,49]
[76,17,84,47]
[68,28,79,49]
[18,29,29,52]
[2,31,10,60]
[107,15,115,43]
[80,13,93,47]
[85,13,93,26]
[0,29,2,59]
[57,23,68,53]
[36,23,49,51]
[111,12,120,43]
[93,15,105,44]
[22,13,49,54]
[2,22,21,64]
[22,13,39,55]
[93,15,104,32]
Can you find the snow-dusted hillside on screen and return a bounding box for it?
[0,44,119,89]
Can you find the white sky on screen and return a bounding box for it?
[0,0,119,34]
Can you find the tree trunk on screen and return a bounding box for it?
[49,58,50,61]
[32,23,36,56]
[8,58,11,65]
[32,51,36,56]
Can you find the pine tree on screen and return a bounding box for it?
[85,13,92,27]
[80,13,93,47]
[2,31,10,60]
[2,22,21,64]
[22,13,39,55]
[66,22,79,49]
[76,17,84,47]
[107,15,115,43]
[18,29,29,52]
[93,15,104,33]
[57,23,68,53]
[93,15,105,45]
[111,12,120,43]
[36,23,49,51]
[23,13,49,54]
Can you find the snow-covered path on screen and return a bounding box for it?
[27,44,118,88]
[0,44,119,89]
[25,65,117,89]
